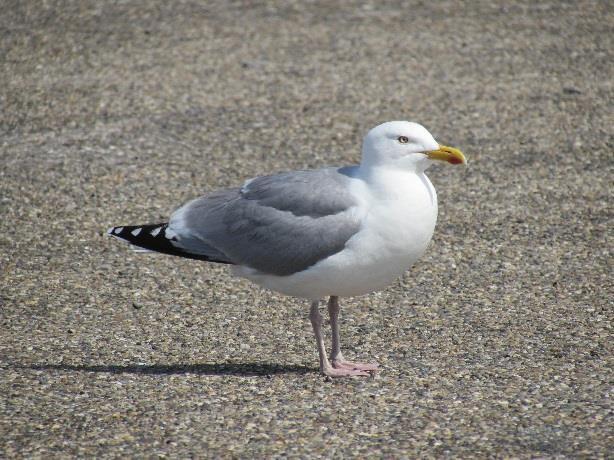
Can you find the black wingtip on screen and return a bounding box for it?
[107,223,231,264]
[107,223,167,243]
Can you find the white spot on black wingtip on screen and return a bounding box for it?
[114,227,124,234]
[131,228,142,237]
[150,226,162,237]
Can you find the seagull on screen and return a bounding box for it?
[108,121,466,377]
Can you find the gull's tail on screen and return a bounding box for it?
[106,223,231,264]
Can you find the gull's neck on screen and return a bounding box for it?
[356,163,425,202]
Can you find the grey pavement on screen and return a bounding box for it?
[1,1,612,457]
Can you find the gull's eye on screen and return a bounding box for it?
[398,136,409,144]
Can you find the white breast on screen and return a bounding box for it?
[237,169,438,299]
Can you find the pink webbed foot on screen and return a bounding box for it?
[322,366,372,378]
[332,359,379,372]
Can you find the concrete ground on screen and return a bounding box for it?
[1,0,611,457]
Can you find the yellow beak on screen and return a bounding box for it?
[426,145,467,165]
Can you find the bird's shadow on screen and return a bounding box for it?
[22,362,313,377]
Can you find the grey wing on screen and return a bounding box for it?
[167,167,362,276]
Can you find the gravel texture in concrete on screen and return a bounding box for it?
[1,1,612,457]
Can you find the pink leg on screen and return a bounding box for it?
[327,296,379,373]
[309,300,370,377]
